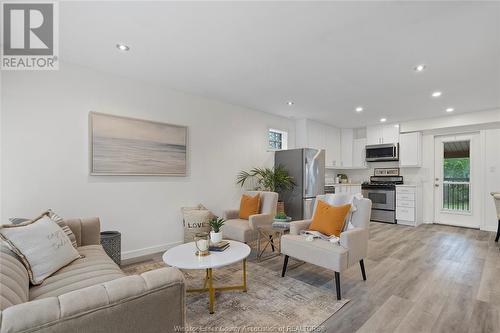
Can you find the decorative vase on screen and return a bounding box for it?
[210,231,223,244]
[194,232,210,256]
[277,201,285,215]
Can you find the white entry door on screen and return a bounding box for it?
[434,133,481,228]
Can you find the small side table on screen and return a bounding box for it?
[256,225,289,261]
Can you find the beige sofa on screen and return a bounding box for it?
[0,217,185,333]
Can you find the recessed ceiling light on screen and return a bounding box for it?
[446,107,455,113]
[355,106,363,112]
[414,64,426,72]
[380,118,387,123]
[431,91,442,98]
[287,101,294,106]
[116,43,130,51]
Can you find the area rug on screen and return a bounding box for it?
[125,260,349,332]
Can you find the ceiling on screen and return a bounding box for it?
[59,1,500,128]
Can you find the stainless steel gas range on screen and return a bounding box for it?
[362,175,403,224]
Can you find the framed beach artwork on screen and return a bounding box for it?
[89,112,187,176]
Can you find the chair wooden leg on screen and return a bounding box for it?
[281,255,289,277]
[496,220,500,242]
[360,259,367,281]
[270,235,275,252]
[334,271,341,300]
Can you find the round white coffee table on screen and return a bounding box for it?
[163,240,251,314]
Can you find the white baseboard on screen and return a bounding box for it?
[121,241,182,261]
[480,225,497,232]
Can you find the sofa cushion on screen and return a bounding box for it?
[0,244,29,310]
[221,219,257,242]
[0,216,81,285]
[281,234,348,272]
[30,245,125,300]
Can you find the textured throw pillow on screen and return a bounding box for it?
[182,204,214,243]
[9,210,78,249]
[309,201,351,237]
[0,216,81,285]
[239,193,261,220]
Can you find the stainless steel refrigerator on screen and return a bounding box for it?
[275,148,325,220]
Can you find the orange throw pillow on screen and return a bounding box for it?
[309,201,351,237]
[239,194,261,220]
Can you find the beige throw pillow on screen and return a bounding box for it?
[0,216,81,285]
[9,210,78,249]
[182,204,214,243]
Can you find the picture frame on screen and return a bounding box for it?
[89,112,188,176]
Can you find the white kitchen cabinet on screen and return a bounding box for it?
[295,119,341,168]
[395,185,422,226]
[333,184,362,195]
[366,125,383,145]
[383,125,400,144]
[352,138,367,168]
[366,124,399,145]
[325,128,341,168]
[399,132,422,167]
[340,128,354,167]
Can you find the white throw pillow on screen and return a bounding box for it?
[0,216,80,285]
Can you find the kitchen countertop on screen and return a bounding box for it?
[327,183,363,186]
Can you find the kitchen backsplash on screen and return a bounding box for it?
[326,161,430,185]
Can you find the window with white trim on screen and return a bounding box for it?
[268,129,288,150]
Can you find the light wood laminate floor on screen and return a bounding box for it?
[124,222,500,333]
[316,223,500,333]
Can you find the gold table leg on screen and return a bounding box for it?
[203,269,209,289]
[208,268,214,314]
[243,259,247,292]
[186,260,248,314]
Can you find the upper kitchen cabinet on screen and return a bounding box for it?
[352,137,367,168]
[366,124,399,145]
[399,132,422,167]
[325,128,341,168]
[295,119,340,167]
[340,128,353,167]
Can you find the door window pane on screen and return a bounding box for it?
[442,140,470,211]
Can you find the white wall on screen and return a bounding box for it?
[483,129,500,231]
[1,63,296,259]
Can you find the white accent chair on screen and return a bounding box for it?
[491,192,500,242]
[222,191,278,244]
[280,194,372,300]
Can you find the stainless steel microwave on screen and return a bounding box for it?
[365,143,399,162]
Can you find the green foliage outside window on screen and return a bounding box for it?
[443,158,470,181]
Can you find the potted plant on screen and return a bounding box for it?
[208,217,225,244]
[236,165,295,214]
[274,211,292,222]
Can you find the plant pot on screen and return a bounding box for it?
[277,201,285,215]
[210,231,223,244]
